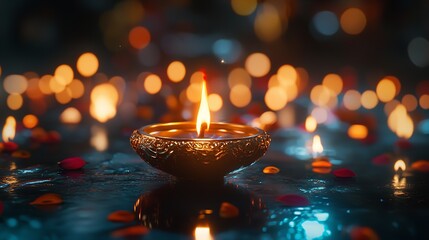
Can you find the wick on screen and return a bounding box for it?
[198,123,207,138]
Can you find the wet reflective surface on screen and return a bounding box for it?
[1,125,429,239]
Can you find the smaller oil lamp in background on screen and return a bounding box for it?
[392,159,407,196]
[194,225,213,240]
[0,116,18,152]
[311,135,332,171]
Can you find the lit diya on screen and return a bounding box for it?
[130,80,271,180]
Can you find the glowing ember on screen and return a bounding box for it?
[196,80,211,137]
[194,226,213,240]
[394,159,406,172]
[305,116,317,133]
[312,135,324,155]
[90,83,119,123]
[2,116,16,142]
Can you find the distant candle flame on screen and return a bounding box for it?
[394,159,406,172]
[196,80,210,136]
[2,116,16,142]
[305,116,317,132]
[90,83,119,123]
[90,125,108,151]
[312,135,324,155]
[388,104,414,139]
[194,226,213,240]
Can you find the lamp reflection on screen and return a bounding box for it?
[392,159,407,197]
[134,183,266,237]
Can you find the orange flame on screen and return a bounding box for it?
[388,104,414,139]
[394,159,406,172]
[312,135,324,155]
[196,80,210,136]
[89,83,119,123]
[2,116,16,142]
[194,225,213,240]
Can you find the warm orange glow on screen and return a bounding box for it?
[91,125,108,151]
[401,94,418,112]
[4,75,28,94]
[312,135,324,155]
[196,80,211,136]
[322,73,343,95]
[2,116,16,142]
[376,78,396,102]
[49,76,66,93]
[228,68,251,88]
[7,94,23,110]
[361,90,378,109]
[90,83,119,123]
[305,116,317,133]
[129,26,150,49]
[194,226,213,240]
[277,65,297,86]
[230,84,252,108]
[167,61,186,83]
[340,8,367,35]
[231,0,257,16]
[348,124,368,140]
[388,104,414,139]
[55,90,72,104]
[207,93,223,112]
[394,159,406,172]
[60,107,82,124]
[254,3,282,42]
[420,94,429,109]
[245,52,271,77]
[68,79,85,99]
[144,74,162,94]
[311,107,328,124]
[23,114,38,129]
[260,111,277,126]
[54,64,74,85]
[39,75,54,94]
[310,85,335,107]
[77,52,99,77]
[265,86,287,111]
[343,90,361,110]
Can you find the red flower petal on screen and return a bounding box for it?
[349,226,379,240]
[30,193,63,205]
[0,201,4,215]
[59,157,86,170]
[372,154,390,165]
[0,142,19,152]
[333,168,356,178]
[219,202,239,218]
[111,226,149,238]
[108,210,135,222]
[411,160,429,172]
[276,194,310,207]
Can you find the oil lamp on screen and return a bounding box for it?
[130,80,271,180]
[0,116,18,152]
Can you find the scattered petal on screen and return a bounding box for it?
[312,160,332,168]
[276,194,310,207]
[111,226,149,238]
[11,150,31,158]
[312,168,331,174]
[333,168,356,178]
[395,139,412,149]
[411,160,429,172]
[108,210,135,222]
[0,142,19,152]
[263,166,280,174]
[219,202,239,218]
[30,193,63,205]
[58,157,86,170]
[372,154,390,165]
[350,226,379,240]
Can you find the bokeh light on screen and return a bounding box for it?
[376,78,396,102]
[313,11,339,36]
[167,61,186,83]
[228,68,252,88]
[348,124,368,140]
[340,8,367,35]
[311,107,328,124]
[144,74,162,94]
[420,94,429,109]
[305,115,317,133]
[265,86,287,111]
[231,0,257,16]
[54,64,74,85]
[254,3,283,42]
[277,65,297,86]
[360,90,378,109]
[90,83,119,123]
[310,85,335,107]
[23,114,38,129]
[7,94,23,110]
[384,99,400,115]
[343,90,361,110]
[60,107,82,124]
[129,26,150,49]
[207,93,223,112]
[402,94,418,112]
[408,37,429,67]
[76,52,99,77]
[4,75,28,94]
[322,73,343,95]
[245,53,271,78]
[39,75,54,94]
[230,84,251,108]
[55,90,72,104]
